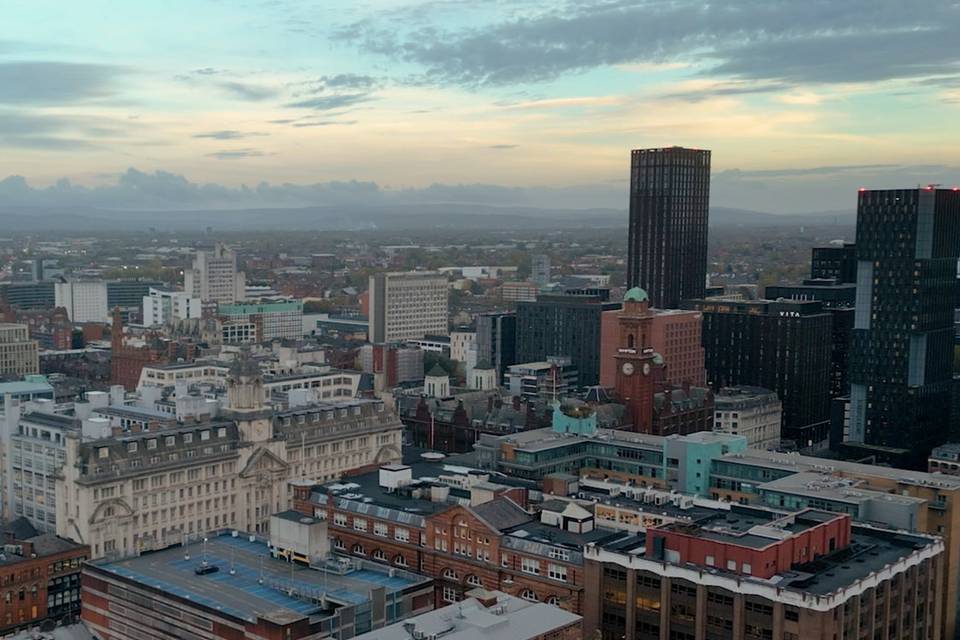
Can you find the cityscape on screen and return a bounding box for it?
[1,2,959,640]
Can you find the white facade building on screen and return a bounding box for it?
[142,288,202,326]
[368,271,448,343]
[54,281,109,323]
[713,386,782,450]
[184,243,246,304]
[0,324,39,377]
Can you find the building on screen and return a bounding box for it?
[505,360,577,401]
[627,146,711,309]
[353,589,581,640]
[600,303,705,388]
[184,243,246,304]
[218,299,304,341]
[713,386,781,449]
[106,279,163,323]
[516,295,618,387]
[929,442,960,475]
[0,324,39,377]
[54,281,108,323]
[368,271,448,343]
[811,242,857,282]
[765,280,855,398]
[81,531,432,639]
[359,343,424,392]
[56,359,404,559]
[500,282,539,303]
[0,518,88,636]
[583,507,944,640]
[475,311,517,381]
[0,282,55,310]
[683,298,832,448]
[847,188,960,467]
[531,254,551,288]
[141,287,201,327]
[449,329,476,365]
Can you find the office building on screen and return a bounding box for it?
[848,188,960,467]
[583,508,944,640]
[218,299,304,341]
[475,311,517,380]
[929,442,960,475]
[627,146,711,308]
[141,287,201,326]
[354,589,582,640]
[449,329,476,365]
[0,519,88,636]
[359,343,424,392]
[683,298,832,447]
[713,386,781,449]
[54,281,108,323]
[81,531,432,640]
[811,242,857,282]
[184,243,246,304]
[0,324,39,377]
[500,281,539,303]
[504,359,578,400]
[56,359,404,559]
[516,294,618,387]
[600,304,705,388]
[368,271,448,343]
[0,282,55,310]
[531,254,551,287]
[106,279,163,323]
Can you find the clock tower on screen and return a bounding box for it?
[614,287,661,432]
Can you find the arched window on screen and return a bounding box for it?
[520,589,538,602]
[394,554,408,567]
[443,568,458,580]
[373,549,387,562]
[333,538,345,550]
[627,334,635,348]
[466,575,482,587]
[546,596,560,606]
[352,543,365,555]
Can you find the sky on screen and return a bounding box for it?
[1,0,959,213]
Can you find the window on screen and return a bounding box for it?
[466,575,482,587]
[334,513,347,526]
[742,562,752,575]
[127,442,138,453]
[334,538,345,550]
[395,527,409,543]
[353,518,367,532]
[521,558,540,575]
[373,549,387,562]
[374,522,388,537]
[147,439,157,450]
[548,563,567,582]
[548,547,570,561]
[443,568,458,580]
[394,554,407,567]
[546,596,560,606]
[726,559,737,571]
[352,543,365,555]
[442,586,460,603]
[519,589,538,602]
[705,555,715,567]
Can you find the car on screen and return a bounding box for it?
[194,563,219,576]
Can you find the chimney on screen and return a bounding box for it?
[111,426,122,438]
[470,589,499,608]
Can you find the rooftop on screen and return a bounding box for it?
[354,590,581,640]
[90,533,428,624]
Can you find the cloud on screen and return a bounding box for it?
[0,61,124,104]
[291,120,357,127]
[716,164,903,179]
[487,144,518,149]
[286,93,373,110]
[192,130,268,139]
[218,81,277,101]
[317,73,377,90]
[335,1,960,88]
[661,80,790,102]
[205,148,270,159]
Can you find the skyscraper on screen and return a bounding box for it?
[184,243,246,304]
[627,146,711,308]
[368,271,448,343]
[847,188,960,467]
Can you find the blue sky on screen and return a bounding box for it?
[1,0,958,212]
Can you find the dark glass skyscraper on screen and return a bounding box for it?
[627,146,711,308]
[847,188,960,467]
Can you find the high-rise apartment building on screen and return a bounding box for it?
[683,298,832,447]
[0,323,39,377]
[475,311,517,380]
[368,271,448,343]
[54,281,109,323]
[848,188,960,467]
[184,243,246,304]
[811,242,857,282]
[627,146,711,308]
[516,294,618,387]
[531,254,551,287]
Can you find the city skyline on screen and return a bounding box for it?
[2,1,959,213]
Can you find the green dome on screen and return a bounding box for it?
[624,287,649,302]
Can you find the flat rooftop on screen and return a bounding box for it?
[92,534,427,623]
[354,590,581,640]
[495,427,666,453]
[760,472,926,507]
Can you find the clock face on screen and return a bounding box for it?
[642,362,651,376]
[621,362,635,376]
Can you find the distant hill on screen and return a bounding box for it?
[0,203,855,232]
